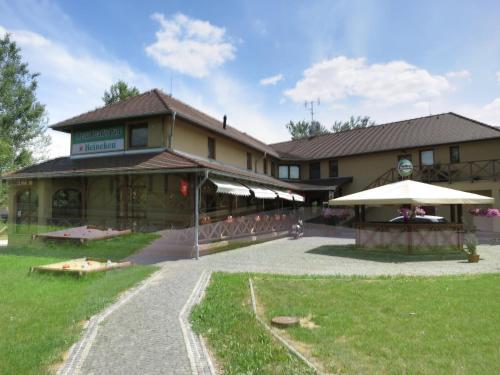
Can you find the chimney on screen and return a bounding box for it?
[223,115,227,129]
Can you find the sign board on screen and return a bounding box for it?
[71,126,125,155]
[397,159,413,177]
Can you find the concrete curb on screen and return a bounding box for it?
[248,278,323,374]
[179,270,216,375]
[57,268,166,375]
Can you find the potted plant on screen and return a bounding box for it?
[464,232,479,263]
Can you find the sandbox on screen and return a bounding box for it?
[34,226,131,243]
[31,257,131,276]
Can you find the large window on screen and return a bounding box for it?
[329,159,339,177]
[52,188,82,226]
[278,165,300,179]
[247,153,253,170]
[450,146,460,163]
[129,123,148,148]
[309,162,321,179]
[208,137,216,159]
[420,150,434,166]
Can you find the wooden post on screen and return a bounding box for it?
[450,204,456,224]
[360,205,366,223]
[457,204,463,224]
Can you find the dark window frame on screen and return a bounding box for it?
[128,123,148,149]
[449,145,460,163]
[329,159,339,178]
[419,149,434,167]
[309,162,321,179]
[278,164,301,180]
[247,152,252,170]
[208,137,216,159]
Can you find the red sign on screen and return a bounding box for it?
[179,179,189,197]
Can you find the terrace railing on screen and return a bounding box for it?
[366,158,500,189]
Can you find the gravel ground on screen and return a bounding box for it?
[76,236,500,374]
[196,236,500,276]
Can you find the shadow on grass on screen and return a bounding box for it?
[307,245,467,263]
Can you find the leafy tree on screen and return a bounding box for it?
[331,116,375,133]
[0,33,49,206]
[102,80,140,105]
[286,120,329,140]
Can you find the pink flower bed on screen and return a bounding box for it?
[469,208,500,217]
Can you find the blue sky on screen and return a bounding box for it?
[1,0,500,158]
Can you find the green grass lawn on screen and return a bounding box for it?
[0,231,159,375]
[190,273,315,375]
[193,272,500,375]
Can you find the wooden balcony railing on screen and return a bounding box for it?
[366,158,500,189]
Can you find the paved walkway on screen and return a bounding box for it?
[72,236,500,374]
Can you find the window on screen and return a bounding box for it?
[329,159,339,177]
[129,123,148,148]
[309,162,321,179]
[52,189,82,226]
[420,150,434,166]
[263,159,268,174]
[278,165,300,179]
[450,146,460,163]
[208,137,216,159]
[247,152,252,170]
[279,165,289,179]
[290,165,300,179]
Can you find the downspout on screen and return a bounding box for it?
[167,111,177,149]
[194,169,209,260]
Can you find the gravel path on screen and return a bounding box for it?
[74,236,500,374]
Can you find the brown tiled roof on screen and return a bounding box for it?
[3,151,198,179]
[3,150,296,190]
[51,89,278,157]
[270,113,500,160]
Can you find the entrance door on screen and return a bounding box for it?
[16,189,38,226]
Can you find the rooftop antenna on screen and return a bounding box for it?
[305,98,320,123]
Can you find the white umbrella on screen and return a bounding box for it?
[329,179,494,206]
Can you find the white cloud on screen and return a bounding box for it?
[0,25,152,158]
[285,56,451,106]
[145,13,236,78]
[260,73,283,86]
[446,69,471,79]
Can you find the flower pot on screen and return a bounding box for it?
[468,254,480,263]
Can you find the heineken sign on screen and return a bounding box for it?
[71,126,125,155]
[397,159,413,177]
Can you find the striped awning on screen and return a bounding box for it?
[273,189,294,201]
[292,193,305,202]
[209,178,251,196]
[244,184,278,200]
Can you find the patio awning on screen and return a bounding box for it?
[209,178,251,196]
[244,184,278,199]
[292,193,305,202]
[273,189,294,201]
[329,179,495,205]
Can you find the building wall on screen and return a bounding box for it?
[169,116,272,175]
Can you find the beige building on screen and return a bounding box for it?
[3,90,500,236]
